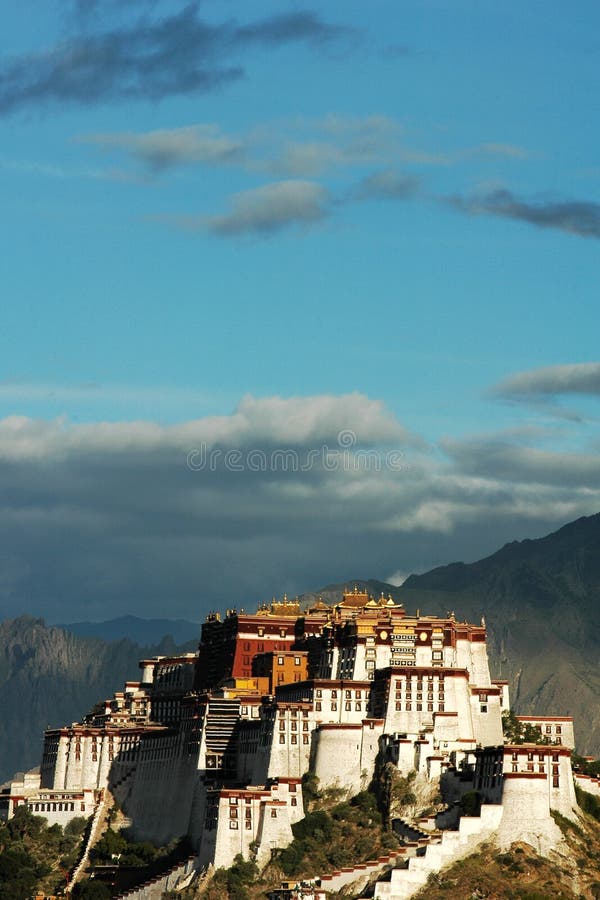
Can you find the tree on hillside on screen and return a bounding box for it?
[502,711,550,745]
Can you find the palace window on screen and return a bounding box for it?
[271,809,277,818]
[295,657,301,665]
[417,704,422,712]
[345,702,351,711]
[331,702,337,711]
[553,776,560,788]
[303,735,309,744]
[546,725,552,734]
[355,702,362,711]
[279,735,285,744]
[427,703,433,712]
[556,726,562,734]
[406,703,411,711]
[315,702,321,711]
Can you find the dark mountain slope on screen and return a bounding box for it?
[57,614,200,646]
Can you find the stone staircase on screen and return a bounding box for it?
[113,857,201,900]
[68,789,113,891]
[373,805,503,899]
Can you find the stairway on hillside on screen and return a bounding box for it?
[374,804,503,899]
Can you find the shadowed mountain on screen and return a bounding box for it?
[57,614,201,646]
[300,513,600,755]
[0,617,197,783]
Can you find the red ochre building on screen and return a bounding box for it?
[196,599,303,689]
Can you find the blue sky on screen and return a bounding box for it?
[1,1,599,621]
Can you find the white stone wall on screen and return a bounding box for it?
[199,787,297,870]
[575,774,600,797]
[265,706,314,781]
[469,642,492,686]
[469,693,503,747]
[492,680,510,712]
[254,800,295,868]
[495,775,563,855]
[382,671,475,742]
[549,752,578,820]
[3,771,96,828]
[359,720,385,787]
[433,713,459,748]
[394,739,417,775]
[312,725,363,792]
[24,790,96,826]
[124,733,199,845]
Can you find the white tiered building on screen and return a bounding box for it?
[0,589,586,897]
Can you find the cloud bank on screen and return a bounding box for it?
[492,363,600,400]
[0,389,599,622]
[78,125,244,172]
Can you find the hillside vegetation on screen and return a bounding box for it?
[0,807,86,899]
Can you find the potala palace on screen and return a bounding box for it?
[1,588,593,898]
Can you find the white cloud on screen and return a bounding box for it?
[203,180,330,236]
[78,125,244,172]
